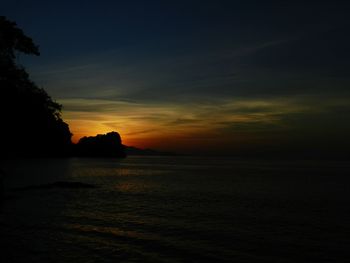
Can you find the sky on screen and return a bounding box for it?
[3,1,350,155]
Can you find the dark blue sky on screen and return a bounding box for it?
[3,1,350,153]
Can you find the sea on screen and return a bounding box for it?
[1,156,349,262]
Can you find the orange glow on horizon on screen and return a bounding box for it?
[61,96,325,153]
[68,121,261,154]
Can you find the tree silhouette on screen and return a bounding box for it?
[0,16,72,157]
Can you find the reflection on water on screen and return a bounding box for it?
[1,156,350,262]
[115,181,159,193]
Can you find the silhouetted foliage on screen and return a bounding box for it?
[75,132,126,158]
[0,16,72,157]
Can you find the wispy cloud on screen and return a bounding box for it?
[60,95,350,152]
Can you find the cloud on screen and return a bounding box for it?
[60,94,350,152]
[5,0,349,153]
[25,21,350,109]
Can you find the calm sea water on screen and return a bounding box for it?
[1,156,350,262]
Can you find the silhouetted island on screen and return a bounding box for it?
[74,132,126,158]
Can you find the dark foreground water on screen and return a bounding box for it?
[1,156,350,262]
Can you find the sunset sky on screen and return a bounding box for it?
[3,1,350,154]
